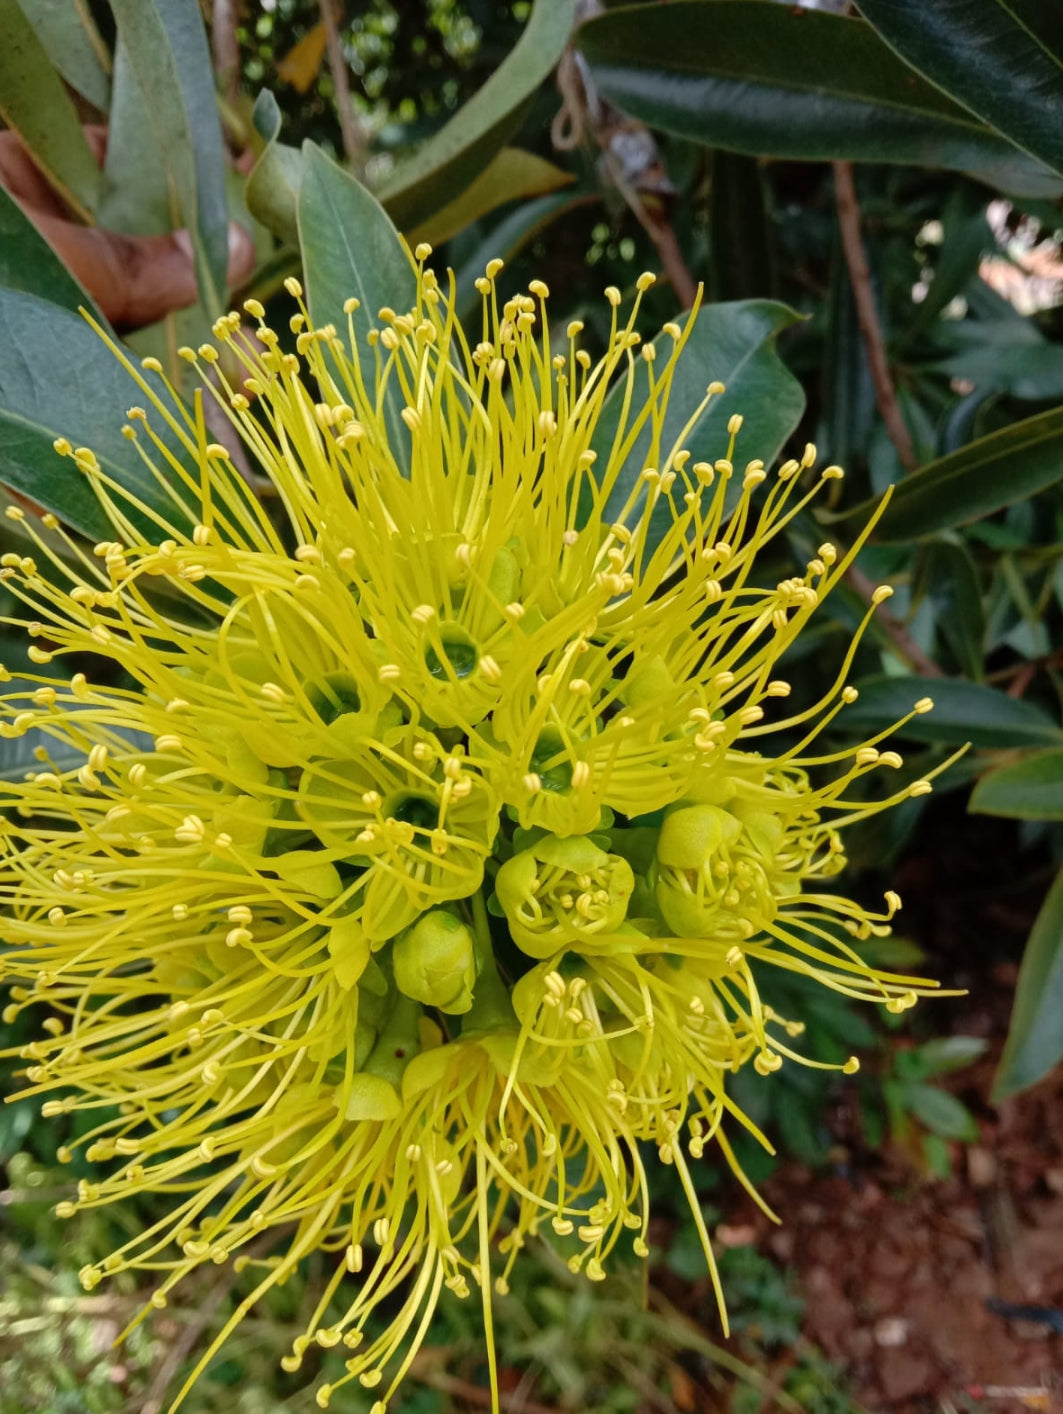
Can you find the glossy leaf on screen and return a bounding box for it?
[0,0,102,219]
[17,0,111,111]
[0,184,96,316]
[970,749,1063,821]
[577,1,1062,196]
[107,0,230,319]
[245,89,304,247]
[843,675,1063,749]
[995,866,1063,1098]
[592,299,805,549]
[856,0,1063,178]
[408,148,574,247]
[298,143,417,467]
[0,290,194,542]
[378,0,577,231]
[828,405,1063,542]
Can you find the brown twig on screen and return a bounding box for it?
[621,188,699,310]
[833,160,918,473]
[210,0,241,106]
[987,646,1063,692]
[846,563,944,678]
[319,0,364,170]
[553,0,697,310]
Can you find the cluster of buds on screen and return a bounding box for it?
[0,252,952,1413]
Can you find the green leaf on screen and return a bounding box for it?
[970,749,1063,820]
[454,189,592,323]
[914,1035,989,1077]
[994,866,1063,1097]
[903,1083,979,1141]
[827,405,1063,542]
[820,236,874,469]
[408,148,574,248]
[0,184,97,316]
[378,0,577,231]
[929,317,1063,401]
[902,184,992,343]
[17,0,112,111]
[298,142,417,469]
[0,0,102,220]
[245,89,304,247]
[97,38,174,236]
[844,675,1063,749]
[107,0,230,319]
[592,299,806,548]
[709,150,775,303]
[577,1,1062,196]
[855,0,1063,179]
[0,290,195,542]
[911,537,985,681]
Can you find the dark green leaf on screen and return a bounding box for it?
[408,148,573,248]
[0,290,195,542]
[844,675,1063,749]
[819,236,874,469]
[592,299,805,549]
[298,143,417,469]
[107,0,230,319]
[577,1,1062,195]
[903,1082,978,1140]
[0,185,97,316]
[827,405,1063,542]
[970,749,1063,820]
[994,866,1063,1097]
[17,0,111,111]
[378,0,577,231]
[912,537,985,680]
[903,184,991,343]
[245,89,304,247]
[709,151,775,303]
[0,0,102,219]
[855,0,1063,179]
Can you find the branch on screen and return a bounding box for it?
[833,160,918,473]
[210,0,241,106]
[319,0,364,171]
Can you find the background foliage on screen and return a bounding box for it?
[1,0,1061,1408]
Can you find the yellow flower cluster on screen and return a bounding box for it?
[0,250,951,1411]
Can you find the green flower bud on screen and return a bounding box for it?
[495,833,635,959]
[393,909,478,1013]
[655,803,779,939]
